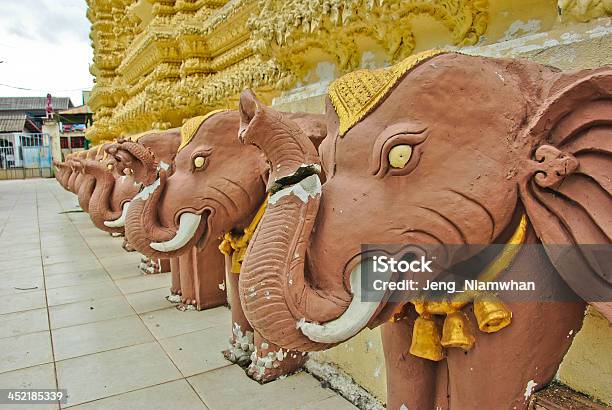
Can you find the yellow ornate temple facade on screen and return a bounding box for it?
[86,0,611,143]
[86,0,612,405]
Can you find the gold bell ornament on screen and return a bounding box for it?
[473,293,512,333]
[441,310,476,350]
[409,315,445,361]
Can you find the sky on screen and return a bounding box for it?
[0,0,94,106]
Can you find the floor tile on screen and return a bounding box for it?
[188,365,335,410]
[56,342,181,407]
[46,282,121,307]
[42,251,97,267]
[0,274,44,296]
[125,287,174,314]
[0,308,49,339]
[0,331,53,373]
[52,316,153,360]
[66,380,207,410]
[298,395,358,409]
[0,263,44,277]
[97,253,142,269]
[159,325,231,377]
[103,263,141,280]
[49,295,135,329]
[0,364,59,410]
[114,272,171,294]
[43,260,103,276]
[140,306,229,339]
[44,268,110,289]
[0,290,46,315]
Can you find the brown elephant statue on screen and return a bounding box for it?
[237,51,612,409]
[58,152,80,191]
[53,159,70,188]
[66,151,89,193]
[124,109,327,382]
[72,145,110,213]
[106,129,182,276]
[82,144,142,235]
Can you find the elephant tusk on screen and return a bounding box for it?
[104,202,131,228]
[149,213,201,252]
[298,263,392,344]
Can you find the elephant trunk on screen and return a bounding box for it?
[85,159,122,230]
[238,90,351,352]
[125,170,177,258]
[77,174,96,213]
[67,162,79,193]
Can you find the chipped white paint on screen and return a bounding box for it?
[568,329,574,338]
[150,212,201,252]
[524,379,538,401]
[249,347,286,379]
[458,17,612,60]
[166,294,181,303]
[500,20,542,42]
[305,359,385,410]
[299,262,393,344]
[400,405,408,410]
[104,201,131,228]
[269,174,322,205]
[218,281,226,291]
[133,177,160,201]
[226,323,254,364]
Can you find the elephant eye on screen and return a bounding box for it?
[194,156,206,169]
[388,145,413,169]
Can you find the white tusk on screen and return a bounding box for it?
[149,213,201,252]
[298,263,391,344]
[104,202,130,228]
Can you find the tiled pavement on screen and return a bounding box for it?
[0,179,357,409]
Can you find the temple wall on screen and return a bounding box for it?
[273,19,612,406]
[86,0,612,406]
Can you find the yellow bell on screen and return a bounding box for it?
[473,294,512,333]
[409,316,445,361]
[441,311,476,351]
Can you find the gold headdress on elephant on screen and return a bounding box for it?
[328,49,445,136]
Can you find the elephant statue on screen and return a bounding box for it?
[73,145,110,213]
[237,51,611,409]
[53,159,71,189]
[66,151,88,193]
[124,109,327,382]
[106,130,182,277]
[82,144,142,235]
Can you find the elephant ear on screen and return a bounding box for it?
[519,67,612,322]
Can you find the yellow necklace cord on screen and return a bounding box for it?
[219,197,268,274]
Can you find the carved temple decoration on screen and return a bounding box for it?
[85,0,612,143]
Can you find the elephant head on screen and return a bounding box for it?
[237,51,612,353]
[106,129,181,186]
[125,110,326,260]
[84,143,141,234]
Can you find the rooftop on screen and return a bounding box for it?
[0,113,27,133]
[0,96,73,112]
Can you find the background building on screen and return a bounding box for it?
[86,0,612,405]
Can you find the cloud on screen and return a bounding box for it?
[0,0,90,43]
[0,0,94,105]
